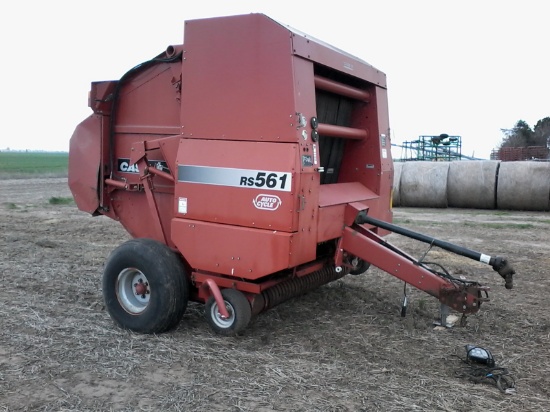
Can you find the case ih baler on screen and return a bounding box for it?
[68,14,514,335]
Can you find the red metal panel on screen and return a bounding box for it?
[337,86,393,227]
[291,33,387,88]
[318,182,378,207]
[111,191,175,247]
[289,171,318,266]
[110,134,173,185]
[290,55,321,264]
[317,184,379,242]
[171,219,292,279]
[116,64,181,133]
[68,115,102,214]
[89,81,117,115]
[180,14,298,142]
[317,205,345,242]
[175,139,299,231]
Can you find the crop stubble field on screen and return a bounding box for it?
[0,176,549,411]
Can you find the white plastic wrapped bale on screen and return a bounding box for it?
[447,161,500,209]
[497,161,550,211]
[400,161,450,208]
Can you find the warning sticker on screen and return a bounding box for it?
[178,197,188,214]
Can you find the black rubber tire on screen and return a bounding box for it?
[205,289,252,336]
[349,258,371,275]
[102,238,189,334]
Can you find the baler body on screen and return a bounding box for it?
[69,14,513,335]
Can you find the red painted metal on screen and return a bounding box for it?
[314,75,371,102]
[68,13,505,332]
[147,166,174,182]
[316,123,368,140]
[202,279,230,319]
[68,115,102,215]
[105,178,127,190]
[341,226,484,314]
[172,218,293,279]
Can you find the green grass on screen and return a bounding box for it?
[0,151,68,176]
[48,196,73,205]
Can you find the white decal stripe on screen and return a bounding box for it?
[177,165,292,192]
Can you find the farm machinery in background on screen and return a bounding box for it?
[68,14,515,335]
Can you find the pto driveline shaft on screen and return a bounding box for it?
[355,212,514,288]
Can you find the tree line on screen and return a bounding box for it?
[499,117,550,148]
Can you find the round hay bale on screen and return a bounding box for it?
[447,161,499,209]
[497,161,550,211]
[392,162,403,207]
[400,161,449,208]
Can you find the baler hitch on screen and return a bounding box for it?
[355,212,515,290]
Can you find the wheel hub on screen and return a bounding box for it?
[134,279,149,297]
[116,268,151,314]
[211,302,234,327]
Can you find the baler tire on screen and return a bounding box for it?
[350,258,371,275]
[205,289,251,336]
[102,238,189,334]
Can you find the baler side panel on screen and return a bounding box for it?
[115,64,181,136]
[93,57,183,242]
[171,218,292,279]
[110,190,175,246]
[180,14,297,142]
[174,139,299,232]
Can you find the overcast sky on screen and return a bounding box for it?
[1,1,547,159]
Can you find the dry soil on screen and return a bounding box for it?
[1,178,549,411]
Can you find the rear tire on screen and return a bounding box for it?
[102,238,189,334]
[205,289,251,336]
[349,257,371,275]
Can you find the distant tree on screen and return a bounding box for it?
[533,117,550,148]
[499,120,533,148]
[498,118,550,148]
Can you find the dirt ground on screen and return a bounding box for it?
[1,177,549,411]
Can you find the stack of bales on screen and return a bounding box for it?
[391,161,550,211]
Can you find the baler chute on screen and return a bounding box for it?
[68,13,514,335]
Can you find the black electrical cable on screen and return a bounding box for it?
[455,364,516,393]
[421,261,480,286]
[454,347,516,394]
